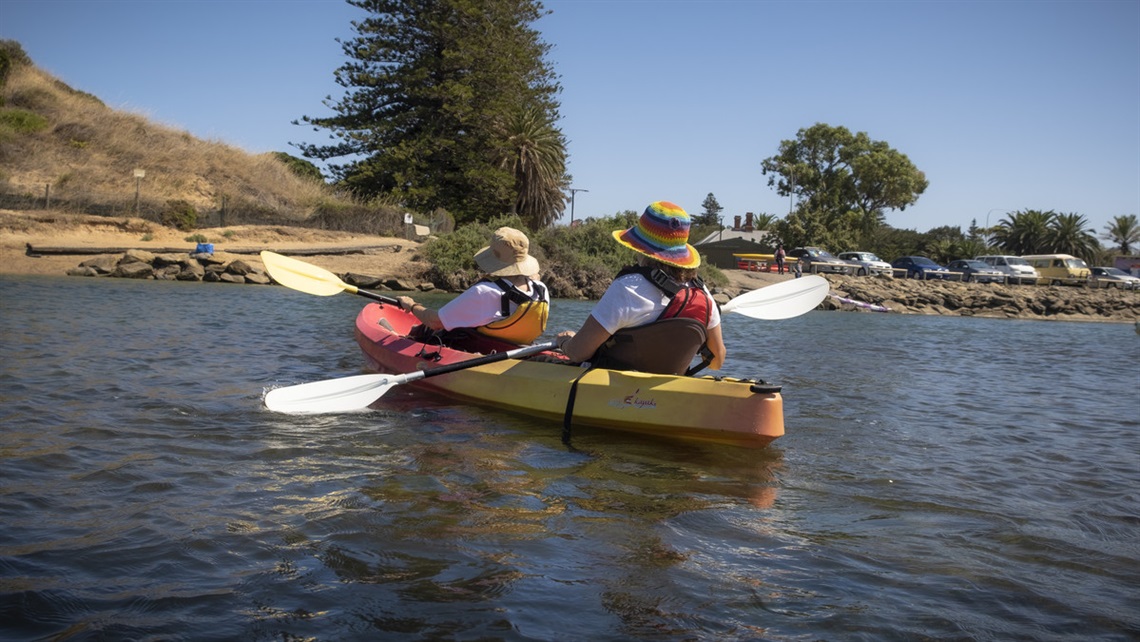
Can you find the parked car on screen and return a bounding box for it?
[891,256,951,280]
[1090,266,1140,289]
[838,251,893,277]
[974,255,1040,284]
[1022,254,1091,286]
[788,247,855,275]
[946,259,1007,283]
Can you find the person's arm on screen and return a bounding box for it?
[704,323,726,370]
[556,315,611,363]
[396,295,444,331]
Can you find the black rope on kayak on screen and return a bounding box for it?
[562,365,593,446]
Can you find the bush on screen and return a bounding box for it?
[184,233,208,243]
[419,214,528,288]
[270,151,324,182]
[161,199,198,231]
[0,108,49,134]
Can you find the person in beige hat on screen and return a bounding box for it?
[397,227,550,348]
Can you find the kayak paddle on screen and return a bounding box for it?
[260,250,399,304]
[720,274,830,320]
[265,341,558,414]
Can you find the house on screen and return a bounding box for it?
[693,212,776,270]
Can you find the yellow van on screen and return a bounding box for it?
[1021,254,1091,285]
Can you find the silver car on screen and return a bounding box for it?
[838,251,893,277]
[1090,267,1140,289]
[789,247,855,275]
[946,259,1007,283]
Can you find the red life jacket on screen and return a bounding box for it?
[616,265,713,325]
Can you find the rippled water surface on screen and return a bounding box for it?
[2,276,1138,641]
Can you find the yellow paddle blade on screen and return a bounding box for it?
[259,251,357,296]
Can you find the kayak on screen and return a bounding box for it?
[353,302,785,448]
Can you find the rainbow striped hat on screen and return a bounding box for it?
[612,201,701,269]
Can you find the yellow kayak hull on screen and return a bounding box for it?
[355,303,784,448]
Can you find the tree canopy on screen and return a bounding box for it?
[1102,214,1140,255]
[760,123,928,250]
[296,0,568,227]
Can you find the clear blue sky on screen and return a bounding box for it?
[4,0,1138,239]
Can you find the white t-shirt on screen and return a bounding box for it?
[437,279,549,331]
[589,272,721,335]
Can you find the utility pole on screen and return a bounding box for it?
[568,188,589,225]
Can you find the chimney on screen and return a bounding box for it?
[744,212,754,232]
[733,215,742,231]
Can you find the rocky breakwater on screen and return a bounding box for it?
[820,274,1138,323]
[67,249,272,284]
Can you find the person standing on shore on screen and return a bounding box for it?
[775,243,786,275]
[396,227,549,348]
[554,201,726,374]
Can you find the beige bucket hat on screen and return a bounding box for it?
[474,227,540,277]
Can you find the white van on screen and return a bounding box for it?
[974,255,1039,284]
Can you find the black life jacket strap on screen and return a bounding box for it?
[562,365,593,446]
[488,277,544,316]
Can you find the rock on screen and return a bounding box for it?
[344,272,385,288]
[111,262,154,279]
[67,266,99,277]
[119,249,156,265]
[219,273,246,284]
[384,277,418,291]
[78,255,119,274]
[155,265,182,280]
[244,271,271,285]
[225,259,256,275]
[180,262,205,279]
[153,253,191,268]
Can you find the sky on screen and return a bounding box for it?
[3,0,1138,239]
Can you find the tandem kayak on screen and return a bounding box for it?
[354,302,785,448]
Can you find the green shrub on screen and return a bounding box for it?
[0,40,31,87]
[0,108,49,134]
[420,214,528,287]
[161,200,198,232]
[184,233,208,243]
[271,151,324,182]
[140,233,154,241]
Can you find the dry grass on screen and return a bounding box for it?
[0,55,386,229]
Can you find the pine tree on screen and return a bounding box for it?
[296,0,566,226]
[698,193,723,226]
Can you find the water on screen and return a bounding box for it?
[1,275,1137,641]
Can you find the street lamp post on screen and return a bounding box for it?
[133,168,146,215]
[985,208,1011,245]
[568,188,588,225]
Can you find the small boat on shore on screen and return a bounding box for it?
[354,302,785,448]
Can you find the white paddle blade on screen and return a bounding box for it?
[260,251,349,297]
[722,275,830,320]
[265,373,395,414]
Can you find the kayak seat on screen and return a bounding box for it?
[591,317,708,375]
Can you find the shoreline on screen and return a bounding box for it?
[2,209,1137,325]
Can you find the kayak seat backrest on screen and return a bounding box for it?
[591,317,708,375]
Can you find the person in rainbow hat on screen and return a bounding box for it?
[555,201,726,374]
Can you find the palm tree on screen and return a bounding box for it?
[1048,212,1100,263]
[992,209,1053,255]
[498,105,569,229]
[1101,214,1140,255]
